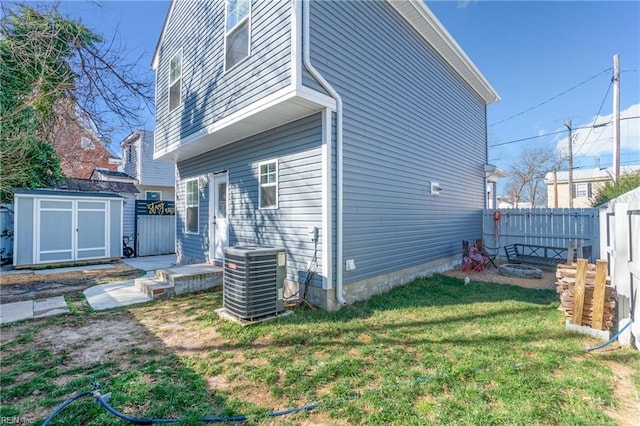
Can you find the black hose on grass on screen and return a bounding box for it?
[42,382,320,425]
[41,346,631,426]
[96,394,320,424]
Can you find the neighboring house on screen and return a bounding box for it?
[91,169,139,244]
[92,130,176,255]
[496,197,515,209]
[152,0,499,310]
[50,102,121,179]
[120,130,176,202]
[545,165,640,208]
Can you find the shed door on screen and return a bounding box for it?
[38,200,74,263]
[76,201,107,259]
[37,199,108,263]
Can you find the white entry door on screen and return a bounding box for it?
[209,173,229,262]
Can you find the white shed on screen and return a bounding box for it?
[13,189,124,268]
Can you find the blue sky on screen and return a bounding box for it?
[52,0,640,193]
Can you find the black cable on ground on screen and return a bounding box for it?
[585,321,633,352]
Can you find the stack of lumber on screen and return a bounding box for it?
[556,259,615,330]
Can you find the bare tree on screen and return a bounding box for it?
[0,2,154,201]
[504,146,564,207]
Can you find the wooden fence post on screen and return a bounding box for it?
[567,241,575,264]
[591,260,608,330]
[572,259,587,325]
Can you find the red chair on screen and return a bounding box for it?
[462,240,484,273]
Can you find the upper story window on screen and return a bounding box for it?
[80,136,95,149]
[169,50,182,112]
[259,160,278,209]
[225,0,251,71]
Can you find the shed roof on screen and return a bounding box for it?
[13,188,124,199]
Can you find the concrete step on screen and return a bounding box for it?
[154,264,223,296]
[134,264,223,300]
[135,277,174,300]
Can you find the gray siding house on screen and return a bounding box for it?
[153,0,499,310]
[121,130,176,203]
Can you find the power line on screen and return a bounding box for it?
[489,130,566,147]
[574,79,612,155]
[489,116,640,148]
[489,67,612,127]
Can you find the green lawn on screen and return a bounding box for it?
[1,274,639,425]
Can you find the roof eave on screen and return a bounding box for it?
[151,0,176,70]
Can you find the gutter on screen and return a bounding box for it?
[301,0,346,306]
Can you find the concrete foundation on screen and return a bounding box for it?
[305,254,460,311]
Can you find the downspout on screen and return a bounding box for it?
[301,0,346,305]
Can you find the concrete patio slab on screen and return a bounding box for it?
[0,300,33,324]
[84,280,151,311]
[122,254,176,272]
[33,296,69,318]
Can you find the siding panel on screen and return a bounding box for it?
[308,1,488,284]
[176,114,324,287]
[139,131,175,187]
[155,0,292,155]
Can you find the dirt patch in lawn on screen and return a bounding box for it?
[601,359,640,426]
[442,259,557,290]
[0,262,143,303]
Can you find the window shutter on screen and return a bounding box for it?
[571,184,576,198]
[587,183,592,198]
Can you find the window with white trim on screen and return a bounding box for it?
[259,160,278,209]
[169,50,182,112]
[185,178,199,233]
[225,0,251,70]
[146,191,162,201]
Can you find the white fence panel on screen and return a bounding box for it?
[483,208,600,260]
[601,199,640,349]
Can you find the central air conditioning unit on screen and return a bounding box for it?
[223,245,286,320]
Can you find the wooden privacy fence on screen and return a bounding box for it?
[556,259,614,330]
[135,200,175,257]
[483,208,600,260]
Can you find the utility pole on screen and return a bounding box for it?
[565,120,574,208]
[613,54,620,181]
[552,169,558,208]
